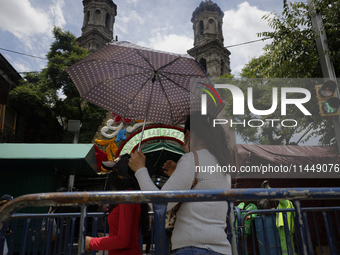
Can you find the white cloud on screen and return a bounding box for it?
[50,0,66,28]
[122,10,144,27]
[126,0,140,6]
[0,0,66,70]
[138,33,194,55]
[115,23,128,35]
[222,2,274,75]
[12,61,31,74]
[115,9,145,39]
[11,57,47,73]
[0,0,52,38]
[2,52,45,73]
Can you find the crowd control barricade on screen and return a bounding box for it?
[1,188,340,255]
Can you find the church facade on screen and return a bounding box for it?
[77,0,231,79]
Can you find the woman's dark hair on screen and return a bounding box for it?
[184,111,233,167]
[107,154,154,236]
[108,154,139,191]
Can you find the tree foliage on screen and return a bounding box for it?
[10,72,57,118]
[233,0,340,145]
[10,27,107,143]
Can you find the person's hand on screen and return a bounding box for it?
[129,149,146,172]
[85,236,92,252]
[162,160,177,176]
[245,216,251,220]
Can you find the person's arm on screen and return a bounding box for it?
[136,153,194,191]
[89,204,137,251]
[249,203,258,218]
[134,153,195,210]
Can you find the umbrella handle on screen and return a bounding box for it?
[137,80,155,151]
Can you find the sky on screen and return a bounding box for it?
[0,0,283,76]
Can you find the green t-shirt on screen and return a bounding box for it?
[236,202,258,235]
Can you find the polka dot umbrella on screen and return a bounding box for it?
[66,41,223,148]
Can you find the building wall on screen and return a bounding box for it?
[0,54,21,142]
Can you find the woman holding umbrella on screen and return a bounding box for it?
[129,112,233,255]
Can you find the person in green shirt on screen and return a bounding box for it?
[236,201,258,235]
[235,201,258,255]
[261,180,296,255]
[276,199,296,255]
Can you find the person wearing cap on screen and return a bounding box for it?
[261,180,296,255]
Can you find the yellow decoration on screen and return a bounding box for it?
[95,137,118,162]
[101,165,109,172]
[95,139,111,146]
[106,142,118,161]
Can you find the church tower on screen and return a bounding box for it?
[187,0,231,79]
[77,0,117,53]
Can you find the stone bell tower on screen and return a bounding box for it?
[187,0,231,79]
[78,0,117,53]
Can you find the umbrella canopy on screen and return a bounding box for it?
[66,41,222,125]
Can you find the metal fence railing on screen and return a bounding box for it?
[1,188,340,255]
[1,211,155,255]
[235,207,340,255]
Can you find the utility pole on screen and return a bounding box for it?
[67,120,81,191]
[307,0,340,153]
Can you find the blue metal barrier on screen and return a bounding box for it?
[236,206,340,255]
[1,188,340,255]
[2,211,155,255]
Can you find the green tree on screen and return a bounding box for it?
[233,0,339,145]
[9,72,63,142]
[10,27,107,143]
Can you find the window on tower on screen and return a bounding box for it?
[220,59,224,76]
[106,13,110,28]
[85,11,90,25]
[199,58,207,72]
[199,20,204,35]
